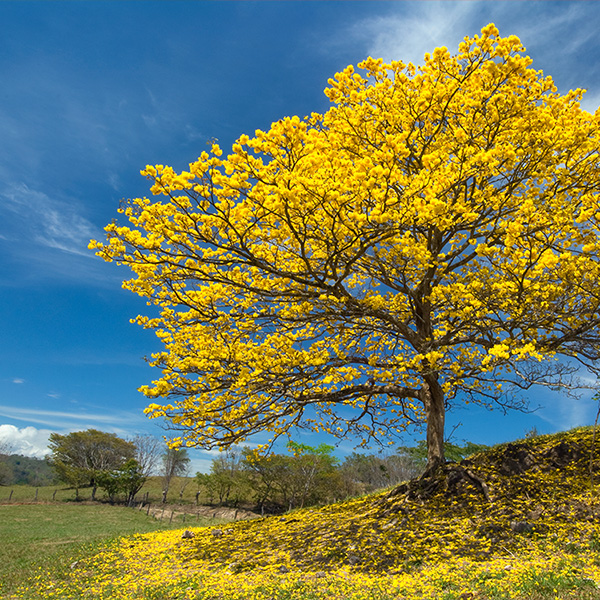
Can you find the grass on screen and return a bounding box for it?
[0,475,204,505]
[8,427,600,599]
[0,503,223,599]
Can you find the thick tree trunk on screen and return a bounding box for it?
[421,375,445,470]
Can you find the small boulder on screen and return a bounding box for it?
[181,530,195,539]
[510,521,533,533]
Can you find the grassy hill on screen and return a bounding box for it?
[15,427,600,599]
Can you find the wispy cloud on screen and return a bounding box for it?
[1,183,97,257]
[0,404,146,431]
[536,391,598,431]
[342,1,480,66]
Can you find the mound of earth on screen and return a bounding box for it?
[189,427,600,573]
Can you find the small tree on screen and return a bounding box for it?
[340,451,422,496]
[47,430,135,499]
[199,450,250,506]
[96,459,146,505]
[161,447,190,501]
[243,442,340,512]
[92,24,600,470]
[131,434,162,478]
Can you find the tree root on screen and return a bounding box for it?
[388,463,491,503]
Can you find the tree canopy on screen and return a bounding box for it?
[91,25,600,467]
[48,429,135,498]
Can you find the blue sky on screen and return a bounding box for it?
[1,1,600,471]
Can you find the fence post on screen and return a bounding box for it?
[169,510,174,524]
[146,503,151,516]
[35,488,38,501]
[8,490,13,502]
[52,490,57,501]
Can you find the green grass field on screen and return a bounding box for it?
[0,474,204,505]
[0,503,221,599]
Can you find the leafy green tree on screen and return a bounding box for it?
[47,429,135,499]
[96,459,146,505]
[0,441,12,485]
[196,450,250,506]
[399,439,489,468]
[241,449,289,515]
[0,459,12,486]
[339,451,422,496]
[243,442,341,512]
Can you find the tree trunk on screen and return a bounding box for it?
[422,374,445,469]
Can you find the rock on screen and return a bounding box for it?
[347,554,361,565]
[499,444,536,475]
[181,529,195,539]
[527,505,543,520]
[211,528,224,537]
[510,521,533,533]
[278,565,289,573]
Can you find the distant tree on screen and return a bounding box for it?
[196,450,249,506]
[161,447,190,501]
[2,454,56,486]
[243,442,340,512]
[130,434,162,478]
[339,451,422,496]
[525,426,540,439]
[399,439,489,468]
[96,459,146,505]
[283,442,341,509]
[47,430,135,500]
[241,449,289,514]
[0,440,12,485]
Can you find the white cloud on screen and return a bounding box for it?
[0,424,52,458]
[12,378,24,384]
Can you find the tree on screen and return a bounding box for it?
[47,430,135,499]
[91,25,600,469]
[130,434,162,479]
[340,451,422,496]
[96,459,146,505]
[243,442,340,511]
[196,449,250,506]
[160,446,190,501]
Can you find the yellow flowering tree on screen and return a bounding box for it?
[91,25,600,468]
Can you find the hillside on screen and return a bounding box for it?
[20,427,600,599]
[0,454,56,486]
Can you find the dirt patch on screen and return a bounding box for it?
[143,504,259,522]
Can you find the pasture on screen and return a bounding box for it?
[0,503,221,599]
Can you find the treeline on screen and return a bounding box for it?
[0,430,488,514]
[0,454,56,486]
[196,440,489,514]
